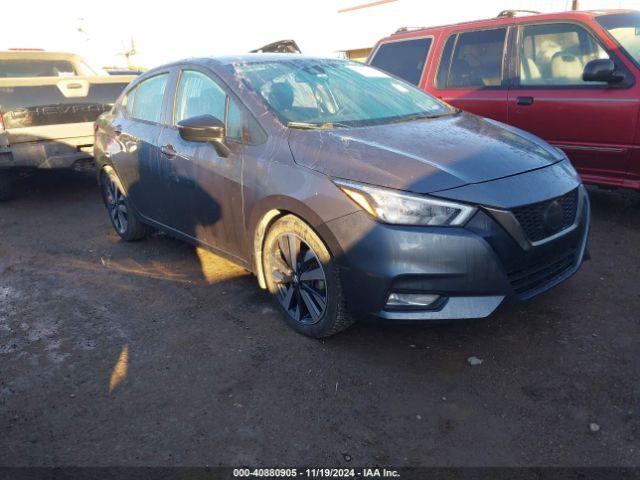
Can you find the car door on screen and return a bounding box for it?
[432,26,511,122]
[112,71,173,225]
[507,20,639,186]
[157,67,266,258]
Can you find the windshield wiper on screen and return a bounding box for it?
[287,121,350,130]
[389,109,461,125]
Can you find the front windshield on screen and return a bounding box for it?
[597,12,640,66]
[232,59,454,128]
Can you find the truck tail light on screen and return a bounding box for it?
[0,111,5,131]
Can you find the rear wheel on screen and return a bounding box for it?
[263,215,354,338]
[0,172,14,202]
[100,170,150,241]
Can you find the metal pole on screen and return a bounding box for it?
[572,0,579,10]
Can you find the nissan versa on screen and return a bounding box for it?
[94,55,590,338]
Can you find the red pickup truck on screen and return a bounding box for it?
[368,10,640,191]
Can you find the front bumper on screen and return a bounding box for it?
[325,187,590,321]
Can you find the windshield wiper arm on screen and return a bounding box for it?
[388,109,460,125]
[287,121,349,130]
[288,122,319,129]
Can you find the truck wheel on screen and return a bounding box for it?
[262,214,355,338]
[0,172,13,201]
[100,170,150,241]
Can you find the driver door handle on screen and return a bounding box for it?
[161,144,176,157]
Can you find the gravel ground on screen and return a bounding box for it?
[1,170,639,467]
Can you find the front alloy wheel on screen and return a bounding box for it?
[270,233,328,324]
[263,215,354,337]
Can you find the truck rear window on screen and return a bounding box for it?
[369,38,432,85]
[0,60,77,78]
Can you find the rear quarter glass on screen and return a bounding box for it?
[369,37,433,85]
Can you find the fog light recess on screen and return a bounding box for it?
[386,293,441,309]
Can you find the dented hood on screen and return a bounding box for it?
[287,113,564,194]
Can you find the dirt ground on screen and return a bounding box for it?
[1,170,639,467]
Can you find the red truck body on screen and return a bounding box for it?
[369,10,640,190]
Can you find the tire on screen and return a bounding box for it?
[100,169,150,241]
[0,172,14,202]
[263,214,355,338]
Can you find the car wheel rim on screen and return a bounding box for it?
[269,233,327,325]
[104,177,128,235]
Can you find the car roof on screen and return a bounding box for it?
[383,9,637,40]
[211,53,338,65]
[149,53,347,72]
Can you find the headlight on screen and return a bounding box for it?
[334,179,476,226]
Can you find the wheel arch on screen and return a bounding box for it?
[98,164,127,195]
[249,195,344,290]
[98,164,146,220]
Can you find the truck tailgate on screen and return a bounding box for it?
[0,76,134,143]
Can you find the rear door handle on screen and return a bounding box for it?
[161,144,176,157]
[516,96,534,106]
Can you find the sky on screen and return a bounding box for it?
[3,0,637,69]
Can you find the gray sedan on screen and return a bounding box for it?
[94,54,589,337]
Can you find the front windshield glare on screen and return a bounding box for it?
[232,59,453,127]
[597,13,640,66]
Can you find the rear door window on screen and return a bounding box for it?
[436,28,507,88]
[369,38,432,85]
[130,74,168,123]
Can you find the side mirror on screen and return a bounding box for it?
[582,59,623,84]
[177,114,230,157]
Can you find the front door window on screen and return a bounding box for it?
[519,23,610,86]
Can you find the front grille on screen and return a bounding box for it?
[512,188,579,243]
[508,249,576,296]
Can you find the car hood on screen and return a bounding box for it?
[287,112,564,194]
